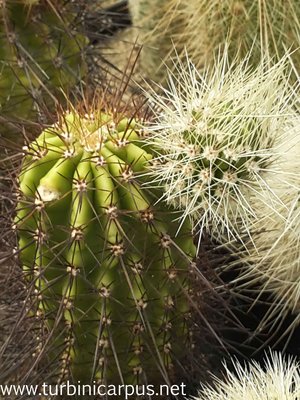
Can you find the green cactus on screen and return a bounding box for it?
[0,0,88,128]
[15,106,197,387]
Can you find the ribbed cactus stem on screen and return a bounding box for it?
[0,1,88,129]
[15,107,197,385]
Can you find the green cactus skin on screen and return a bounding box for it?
[15,107,197,387]
[0,1,88,127]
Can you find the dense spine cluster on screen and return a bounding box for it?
[141,53,300,331]
[194,352,300,400]
[144,55,295,244]
[227,125,300,324]
[15,107,197,385]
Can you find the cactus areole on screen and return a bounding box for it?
[15,109,196,385]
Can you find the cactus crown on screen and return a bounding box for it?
[143,54,296,244]
[29,107,145,201]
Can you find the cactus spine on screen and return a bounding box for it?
[128,0,187,82]
[128,0,300,81]
[0,0,88,126]
[144,54,295,244]
[15,105,197,386]
[142,52,300,330]
[194,351,300,400]
[226,125,300,325]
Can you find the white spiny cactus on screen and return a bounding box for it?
[143,53,297,246]
[225,116,300,324]
[193,352,300,400]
